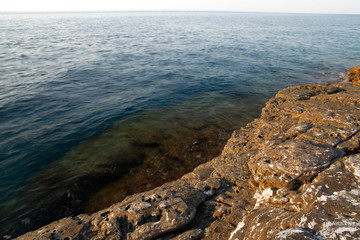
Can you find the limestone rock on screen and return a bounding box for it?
[17,79,360,240]
[248,140,343,189]
[347,66,360,84]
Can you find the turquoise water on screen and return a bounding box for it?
[0,11,359,238]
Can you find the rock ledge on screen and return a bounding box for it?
[17,78,360,239]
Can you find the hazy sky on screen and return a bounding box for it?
[1,0,360,14]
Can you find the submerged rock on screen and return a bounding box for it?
[16,74,360,239]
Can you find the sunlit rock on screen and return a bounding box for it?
[17,72,360,240]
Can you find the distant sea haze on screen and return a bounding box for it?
[0,11,359,238]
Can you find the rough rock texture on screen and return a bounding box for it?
[17,79,360,240]
[347,66,360,84]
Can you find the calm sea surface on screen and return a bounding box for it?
[0,11,359,237]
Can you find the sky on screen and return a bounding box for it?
[1,0,360,14]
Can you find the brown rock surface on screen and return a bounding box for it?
[347,66,360,84]
[17,79,360,239]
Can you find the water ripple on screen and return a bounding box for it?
[0,11,359,238]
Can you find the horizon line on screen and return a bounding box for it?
[0,10,359,15]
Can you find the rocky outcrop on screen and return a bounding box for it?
[17,76,360,239]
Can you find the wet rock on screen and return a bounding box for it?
[17,77,360,240]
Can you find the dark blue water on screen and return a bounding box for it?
[0,11,360,237]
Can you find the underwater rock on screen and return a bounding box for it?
[17,77,360,239]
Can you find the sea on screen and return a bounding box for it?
[0,11,359,238]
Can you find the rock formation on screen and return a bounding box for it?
[17,71,360,239]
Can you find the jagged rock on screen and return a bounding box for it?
[17,77,360,240]
[347,66,360,84]
[229,155,360,240]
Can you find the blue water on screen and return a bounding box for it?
[0,11,359,237]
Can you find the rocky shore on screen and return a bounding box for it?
[17,68,360,240]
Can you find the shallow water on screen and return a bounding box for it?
[0,11,360,238]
